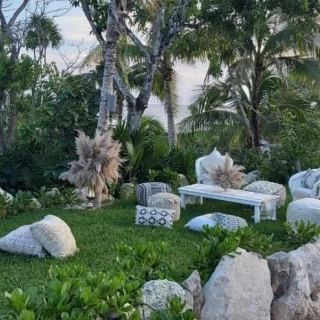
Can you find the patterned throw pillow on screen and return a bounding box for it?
[135,205,174,228]
[30,215,77,258]
[211,212,248,231]
[0,225,46,257]
[303,169,320,189]
[185,215,217,232]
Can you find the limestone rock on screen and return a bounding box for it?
[201,248,273,320]
[244,170,261,185]
[140,279,193,319]
[73,188,88,202]
[267,251,290,299]
[181,270,203,319]
[31,198,41,209]
[0,188,13,202]
[46,187,60,197]
[271,240,320,320]
[178,174,189,187]
[119,183,135,199]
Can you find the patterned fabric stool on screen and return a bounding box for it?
[136,182,172,206]
[148,193,181,221]
[243,181,286,218]
[287,198,320,226]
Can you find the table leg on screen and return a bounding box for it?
[254,206,261,223]
[199,196,203,205]
[180,193,186,209]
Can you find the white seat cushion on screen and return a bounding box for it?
[0,225,46,257]
[135,205,174,228]
[30,215,77,258]
[287,198,320,226]
[185,215,216,232]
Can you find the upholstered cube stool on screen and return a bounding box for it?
[148,193,181,221]
[136,182,172,206]
[287,198,320,226]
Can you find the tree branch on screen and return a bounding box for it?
[152,5,165,57]
[79,0,105,46]
[159,0,191,56]
[7,0,30,30]
[125,23,150,62]
[114,69,135,106]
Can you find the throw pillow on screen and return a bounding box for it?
[30,215,77,258]
[135,205,174,228]
[185,215,216,232]
[201,148,230,173]
[303,169,320,189]
[0,225,46,257]
[211,212,248,231]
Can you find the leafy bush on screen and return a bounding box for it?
[150,296,195,320]
[5,243,194,319]
[284,220,320,250]
[148,168,181,189]
[11,191,37,215]
[0,194,11,219]
[193,226,274,283]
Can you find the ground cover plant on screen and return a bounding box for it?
[0,194,293,314]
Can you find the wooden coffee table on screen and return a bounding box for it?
[178,184,280,223]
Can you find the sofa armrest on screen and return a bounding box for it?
[288,171,307,191]
[311,180,320,199]
[195,156,207,183]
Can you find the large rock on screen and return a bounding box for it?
[244,170,261,185]
[178,174,189,187]
[0,188,13,202]
[140,279,193,319]
[270,240,320,320]
[181,270,203,319]
[201,248,273,320]
[267,251,290,299]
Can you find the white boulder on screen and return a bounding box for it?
[140,279,193,319]
[270,239,320,320]
[201,248,273,320]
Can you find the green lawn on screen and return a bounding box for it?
[0,196,289,310]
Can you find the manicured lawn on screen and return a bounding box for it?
[0,196,290,311]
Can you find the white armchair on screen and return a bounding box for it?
[289,170,320,201]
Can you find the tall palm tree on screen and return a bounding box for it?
[181,12,320,148]
[25,14,63,65]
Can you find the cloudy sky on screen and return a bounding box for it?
[12,0,208,106]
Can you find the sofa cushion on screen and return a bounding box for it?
[30,215,77,258]
[201,148,230,173]
[291,187,313,201]
[302,169,320,189]
[0,225,46,257]
[135,205,174,228]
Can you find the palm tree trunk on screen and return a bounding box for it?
[250,58,263,148]
[164,80,177,146]
[97,1,122,133]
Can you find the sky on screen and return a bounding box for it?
[11,0,208,105]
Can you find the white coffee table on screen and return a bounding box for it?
[178,183,280,223]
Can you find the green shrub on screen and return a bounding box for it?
[193,226,274,283]
[11,191,37,215]
[284,220,320,250]
[0,194,11,219]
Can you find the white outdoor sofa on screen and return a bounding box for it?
[288,170,320,201]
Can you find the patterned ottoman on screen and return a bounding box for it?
[135,205,174,228]
[136,182,172,206]
[243,180,286,208]
[211,212,248,231]
[287,198,320,226]
[148,193,181,221]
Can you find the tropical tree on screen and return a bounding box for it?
[25,14,63,65]
[181,3,320,148]
[72,0,195,132]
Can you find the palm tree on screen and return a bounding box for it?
[25,14,63,65]
[181,12,320,148]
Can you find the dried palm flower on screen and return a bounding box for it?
[59,131,123,208]
[208,154,246,190]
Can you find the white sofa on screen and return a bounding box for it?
[288,170,320,201]
[195,148,231,184]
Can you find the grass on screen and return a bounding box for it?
[0,196,289,311]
